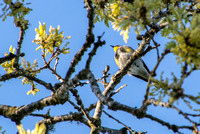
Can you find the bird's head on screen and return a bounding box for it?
[111,45,134,53]
[110,45,121,52]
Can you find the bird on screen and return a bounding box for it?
[111,45,150,82]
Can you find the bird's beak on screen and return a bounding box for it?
[110,45,114,48]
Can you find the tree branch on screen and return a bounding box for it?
[142,49,170,106]
[39,111,89,127]
[0,53,24,64]
[92,36,151,122]
[69,88,94,124]
[64,0,95,82]
[13,25,26,69]
[85,32,105,69]
[0,69,54,91]
[103,110,146,134]
[0,69,89,124]
[144,114,193,133]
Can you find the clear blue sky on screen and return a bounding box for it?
[0,0,199,134]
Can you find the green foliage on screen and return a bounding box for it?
[21,22,71,95]
[93,0,200,72]
[165,41,176,50]
[0,0,32,29]
[17,123,46,134]
[149,72,185,105]
[150,70,200,106]
[33,22,70,56]
[92,0,114,27]
[149,72,170,102]
[92,0,168,43]
[0,45,16,73]
[21,58,38,75]
[0,22,70,96]
[160,3,200,68]
[164,13,200,68]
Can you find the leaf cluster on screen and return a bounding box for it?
[20,58,39,95]
[0,46,40,95]
[161,4,200,68]
[0,0,32,29]
[0,45,16,73]
[33,22,70,56]
[17,123,46,134]
[92,0,168,43]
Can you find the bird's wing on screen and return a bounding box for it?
[141,59,150,73]
[130,74,148,82]
[127,58,150,82]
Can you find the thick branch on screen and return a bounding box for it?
[0,70,87,124]
[39,111,89,127]
[0,84,68,124]
[106,100,194,133]
[0,70,53,91]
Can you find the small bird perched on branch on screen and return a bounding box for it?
[111,45,150,82]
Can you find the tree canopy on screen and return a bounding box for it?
[0,0,200,134]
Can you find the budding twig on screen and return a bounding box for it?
[109,84,127,98]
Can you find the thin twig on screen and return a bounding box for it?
[13,26,26,69]
[145,114,193,133]
[85,32,105,69]
[38,111,89,127]
[102,65,110,88]
[109,84,127,97]
[152,38,160,59]
[68,99,81,111]
[179,66,196,87]
[143,49,170,105]
[48,67,63,82]
[103,110,146,134]
[69,88,93,123]
[96,65,110,88]
[31,48,64,82]
[54,57,59,72]
[143,98,200,132]
[30,109,51,118]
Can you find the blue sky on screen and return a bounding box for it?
[0,0,199,134]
